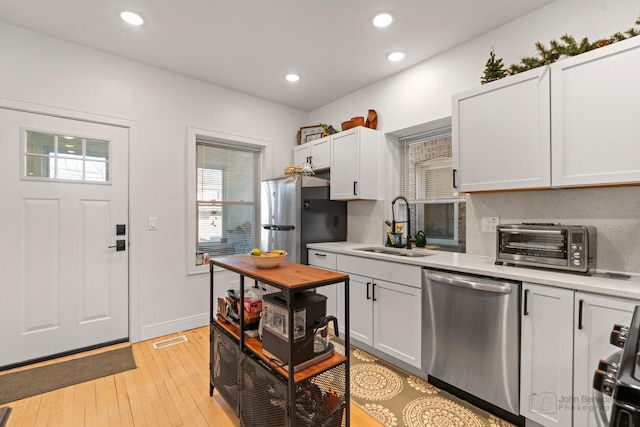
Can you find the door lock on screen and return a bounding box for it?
[108,240,126,251]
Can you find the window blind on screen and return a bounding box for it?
[195,140,261,257]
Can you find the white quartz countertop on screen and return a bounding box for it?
[306,242,640,300]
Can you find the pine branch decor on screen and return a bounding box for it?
[481,48,507,84]
[482,13,640,84]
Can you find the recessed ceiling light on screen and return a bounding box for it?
[285,74,300,82]
[387,51,405,62]
[63,136,75,140]
[373,13,393,28]
[67,150,76,154]
[65,144,74,148]
[120,11,144,26]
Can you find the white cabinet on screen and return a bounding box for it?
[453,36,640,192]
[452,67,551,192]
[337,254,422,368]
[330,127,381,200]
[520,283,639,427]
[573,292,639,427]
[520,283,574,426]
[293,136,331,170]
[551,37,640,187]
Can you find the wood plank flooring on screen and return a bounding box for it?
[2,327,383,427]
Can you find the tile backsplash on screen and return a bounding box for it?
[467,186,640,273]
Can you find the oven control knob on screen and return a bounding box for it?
[571,244,578,251]
[593,369,616,396]
[573,252,581,259]
[597,359,619,376]
[611,325,629,348]
[573,259,582,266]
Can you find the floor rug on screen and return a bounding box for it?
[334,342,515,427]
[0,346,136,405]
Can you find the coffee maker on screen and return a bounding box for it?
[261,291,337,372]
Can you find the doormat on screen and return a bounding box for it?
[333,342,515,427]
[0,346,136,405]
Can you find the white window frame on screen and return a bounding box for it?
[186,126,271,275]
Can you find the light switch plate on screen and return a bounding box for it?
[148,216,158,231]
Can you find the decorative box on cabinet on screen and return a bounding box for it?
[209,256,350,427]
[330,126,381,200]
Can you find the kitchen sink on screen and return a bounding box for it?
[355,247,433,257]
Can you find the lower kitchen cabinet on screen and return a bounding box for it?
[573,292,639,427]
[348,273,421,367]
[520,283,639,426]
[336,254,422,368]
[520,283,574,426]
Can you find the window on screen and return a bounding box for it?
[24,130,109,182]
[187,127,268,274]
[399,123,466,252]
[196,141,261,260]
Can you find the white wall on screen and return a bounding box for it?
[310,0,640,272]
[0,23,307,341]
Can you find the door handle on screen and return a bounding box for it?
[372,283,377,301]
[353,181,358,196]
[452,169,458,189]
[108,240,126,251]
[424,271,513,294]
[578,299,584,330]
[523,289,529,316]
[366,282,371,300]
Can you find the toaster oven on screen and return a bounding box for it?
[496,223,596,274]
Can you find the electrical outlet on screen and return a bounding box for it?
[482,217,499,233]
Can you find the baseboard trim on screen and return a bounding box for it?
[140,313,208,341]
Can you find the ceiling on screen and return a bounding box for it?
[0,0,555,112]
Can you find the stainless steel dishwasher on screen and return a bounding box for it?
[422,268,521,417]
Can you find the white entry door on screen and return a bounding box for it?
[0,108,129,368]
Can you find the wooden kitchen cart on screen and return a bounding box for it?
[209,255,350,427]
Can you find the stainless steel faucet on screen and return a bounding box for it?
[391,195,412,249]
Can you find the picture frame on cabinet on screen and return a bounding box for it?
[304,132,323,144]
[297,125,325,144]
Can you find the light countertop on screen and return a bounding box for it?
[306,242,640,300]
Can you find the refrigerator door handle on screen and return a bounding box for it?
[261,224,295,231]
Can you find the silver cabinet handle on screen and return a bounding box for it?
[424,271,513,294]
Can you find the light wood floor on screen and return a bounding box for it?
[2,327,383,426]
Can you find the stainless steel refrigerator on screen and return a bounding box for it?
[260,176,347,264]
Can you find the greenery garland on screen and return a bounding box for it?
[481,14,640,84]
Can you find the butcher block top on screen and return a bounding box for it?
[211,255,348,289]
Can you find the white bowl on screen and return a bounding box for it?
[248,252,286,268]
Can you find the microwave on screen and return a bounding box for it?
[496,223,596,274]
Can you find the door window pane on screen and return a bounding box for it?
[23,130,110,182]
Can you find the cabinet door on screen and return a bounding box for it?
[310,136,331,170]
[551,37,640,187]
[372,279,421,368]
[520,283,574,427]
[293,144,311,166]
[573,292,640,426]
[452,67,551,192]
[330,129,359,199]
[347,273,373,346]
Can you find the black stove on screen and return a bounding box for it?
[594,305,640,426]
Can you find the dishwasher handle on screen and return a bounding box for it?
[424,271,514,294]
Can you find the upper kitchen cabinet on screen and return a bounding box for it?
[330,126,381,200]
[453,36,640,192]
[293,135,331,170]
[551,36,640,187]
[452,66,551,192]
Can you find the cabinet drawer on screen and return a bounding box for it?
[308,250,337,270]
[337,254,421,288]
